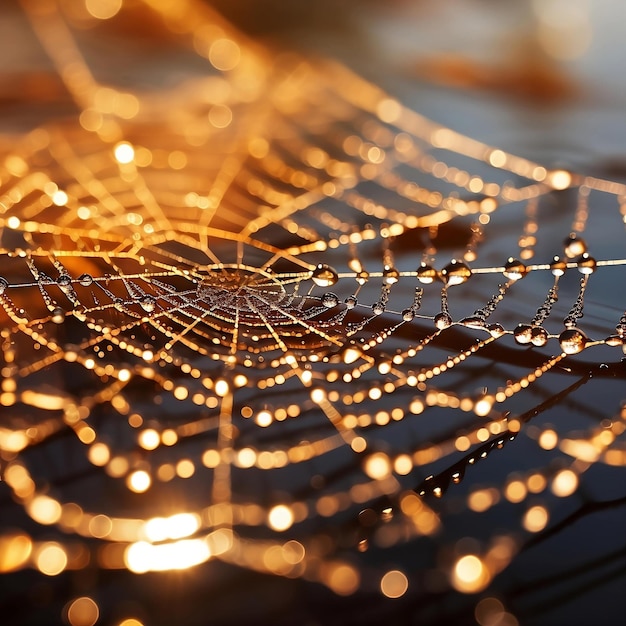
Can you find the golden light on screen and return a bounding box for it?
[36,542,68,576]
[380,569,409,598]
[214,379,229,397]
[125,538,210,573]
[27,495,62,525]
[0,532,33,573]
[551,469,578,497]
[88,442,111,466]
[138,429,160,450]
[523,505,549,532]
[66,596,99,626]
[364,452,392,480]
[114,141,135,164]
[451,554,491,593]
[85,0,122,20]
[143,513,200,542]
[325,563,360,596]
[127,470,151,493]
[268,505,294,532]
[538,429,558,450]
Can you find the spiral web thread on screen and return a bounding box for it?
[1,0,625,614]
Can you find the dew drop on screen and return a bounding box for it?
[434,312,452,329]
[51,307,65,324]
[57,274,72,288]
[383,266,400,285]
[550,256,567,277]
[487,323,506,338]
[530,326,548,347]
[344,295,358,309]
[503,258,528,281]
[559,328,588,354]
[564,233,587,259]
[513,324,533,345]
[78,273,93,287]
[140,296,156,313]
[356,270,369,285]
[0,277,8,294]
[605,334,624,347]
[322,292,339,308]
[441,260,472,286]
[372,302,385,316]
[312,264,338,287]
[401,308,414,322]
[460,316,484,329]
[577,253,596,275]
[416,263,437,284]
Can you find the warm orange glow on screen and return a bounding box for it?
[268,505,294,532]
[66,596,99,626]
[452,554,491,593]
[380,569,409,598]
[551,469,578,497]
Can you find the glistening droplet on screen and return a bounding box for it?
[383,266,400,285]
[559,328,588,354]
[311,264,338,287]
[550,256,567,277]
[487,323,506,338]
[434,312,452,329]
[322,292,339,308]
[530,326,548,347]
[57,274,72,288]
[577,253,596,275]
[140,296,156,313]
[51,307,65,324]
[514,324,533,345]
[416,263,437,285]
[441,260,472,286]
[503,258,528,281]
[78,273,93,287]
[460,316,484,329]
[344,295,357,309]
[372,302,385,316]
[0,277,8,294]
[401,308,414,322]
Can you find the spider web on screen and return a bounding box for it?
[1,0,625,622]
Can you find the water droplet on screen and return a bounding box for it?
[503,258,528,281]
[550,256,567,277]
[416,263,437,284]
[0,277,8,294]
[322,292,339,308]
[605,334,624,347]
[434,312,452,329]
[372,302,385,316]
[577,253,596,275]
[311,264,338,287]
[564,233,587,259]
[487,323,506,338]
[383,266,400,285]
[441,260,472,286]
[140,296,156,313]
[559,328,588,354]
[78,273,93,287]
[530,326,548,347]
[51,307,65,324]
[514,324,533,345]
[401,308,414,322]
[57,274,72,288]
[356,270,369,285]
[344,295,358,309]
[460,316,484,329]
